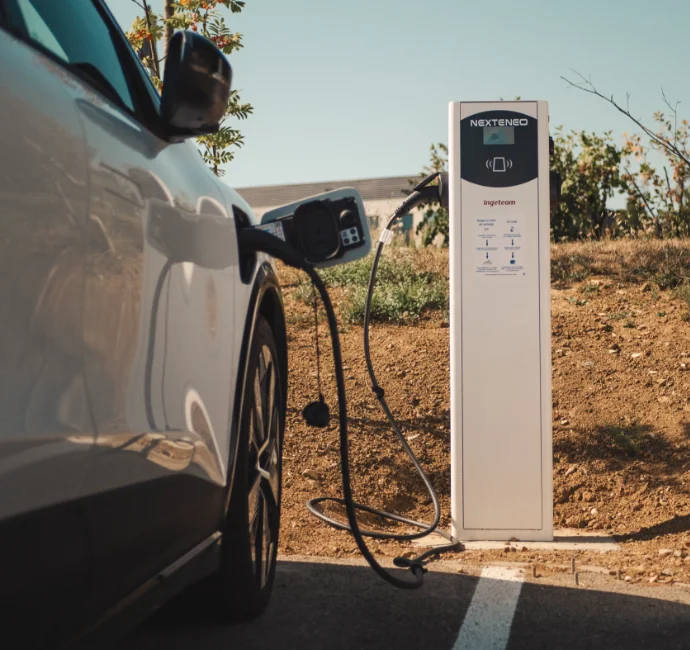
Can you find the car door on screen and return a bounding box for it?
[0,8,92,648]
[0,0,241,617]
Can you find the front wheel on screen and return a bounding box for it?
[213,315,284,621]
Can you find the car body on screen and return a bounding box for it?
[0,1,288,647]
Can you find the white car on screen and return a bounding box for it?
[0,2,292,647]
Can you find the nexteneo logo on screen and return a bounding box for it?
[470,118,529,127]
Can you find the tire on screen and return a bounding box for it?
[208,315,284,622]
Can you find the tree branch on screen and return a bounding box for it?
[661,88,680,149]
[663,165,676,214]
[623,165,661,236]
[140,0,161,79]
[163,0,174,59]
[562,71,690,168]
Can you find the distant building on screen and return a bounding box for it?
[236,175,426,245]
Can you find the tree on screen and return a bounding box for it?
[413,143,449,246]
[550,128,626,241]
[621,113,690,238]
[126,0,253,175]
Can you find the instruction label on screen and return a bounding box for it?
[474,216,525,276]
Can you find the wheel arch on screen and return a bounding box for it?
[257,282,288,407]
[224,261,287,513]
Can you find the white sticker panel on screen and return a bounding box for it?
[474,216,525,276]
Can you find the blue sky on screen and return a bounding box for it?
[108,0,689,190]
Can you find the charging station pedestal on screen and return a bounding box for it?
[449,101,552,542]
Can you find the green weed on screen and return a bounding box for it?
[599,424,650,457]
[294,253,449,324]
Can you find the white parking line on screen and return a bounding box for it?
[453,566,524,650]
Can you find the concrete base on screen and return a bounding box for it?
[414,528,619,553]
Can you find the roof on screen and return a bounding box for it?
[235,175,417,209]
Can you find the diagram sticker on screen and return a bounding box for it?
[474,216,525,276]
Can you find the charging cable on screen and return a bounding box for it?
[239,174,462,589]
[306,173,462,587]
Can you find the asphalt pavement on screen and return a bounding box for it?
[122,556,690,650]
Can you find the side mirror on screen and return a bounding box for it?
[160,31,232,136]
[257,189,371,268]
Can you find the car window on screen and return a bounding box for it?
[3,0,135,111]
[5,0,67,60]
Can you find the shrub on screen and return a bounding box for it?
[296,252,448,324]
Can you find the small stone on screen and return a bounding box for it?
[641,283,651,292]
[659,548,674,557]
[609,348,619,354]
[302,469,321,481]
[407,434,421,442]
[662,568,675,577]
[674,550,684,558]
[649,575,658,583]
[624,576,632,582]
[590,508,598,516]
[560,419,569,426]
[681,364,688,371]
[565,465,577,477]
[631,352,642,359]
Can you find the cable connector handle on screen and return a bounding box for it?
[412,171,440,192]
[408,172,449,211]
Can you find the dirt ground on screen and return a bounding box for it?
[277,242,690,588]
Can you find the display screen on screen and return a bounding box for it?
[484,126,514,145]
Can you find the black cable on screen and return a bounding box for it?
[239,176,462,590]
[311,280,324,402]
[239,229,423,586]
[307,176,461,585]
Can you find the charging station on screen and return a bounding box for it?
[449,101,553,541]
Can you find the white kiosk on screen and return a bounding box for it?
[449,101,553,541]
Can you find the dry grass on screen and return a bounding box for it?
[279,238,690,319]
[551,239,690,288]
